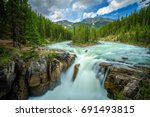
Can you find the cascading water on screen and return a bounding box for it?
[30,41,150,100]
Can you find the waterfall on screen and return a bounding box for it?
[30,41,150,100]
[30,48,109,100]
[102,66,110,87]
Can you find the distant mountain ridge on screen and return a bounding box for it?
[56,17,113,28]
[78,17,112,24]
[56,20,74,27]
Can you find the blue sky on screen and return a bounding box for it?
[29,0,150,22]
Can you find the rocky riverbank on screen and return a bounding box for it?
[0,45,150,100]
[100,62,150,100]
[0,50,75,100]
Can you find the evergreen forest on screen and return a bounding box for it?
[97,5,150,45]
[0,0,150,47]
[0,0,72,47]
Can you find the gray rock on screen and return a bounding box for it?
[103,63,150,100]
[56,52,76,70]
[0,61,16,98]
[123,80,140,99]
[28,57,48,96]
[10,59,29,100]
[0,52,76,99]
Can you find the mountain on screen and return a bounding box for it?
[56,20,73,27]
[74,17,113,28]
[56,17,113,29]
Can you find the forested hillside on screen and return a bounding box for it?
[73,17,112,29]
[71,5,150,46]
[1,0,150,47]
[0,0,72,47]
[97,5,150,45]
[72,25,98,45]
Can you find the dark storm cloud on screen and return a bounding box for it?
[28,0,72,15]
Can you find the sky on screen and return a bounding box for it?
[28,0,150,22]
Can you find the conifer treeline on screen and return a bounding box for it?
[0,0,72,47]
[97,5,150,44]
[72,25,98,44]
[71,5,150,45]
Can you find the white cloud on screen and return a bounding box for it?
[83,12,97,19]
[29,0,72,21]
[72,2,86,11]
[47,11,63,22]
[29,0,144,22]
[82,0,141,20]
[72,0,102,11]
[47,6,72,22]
[97,0,138,15]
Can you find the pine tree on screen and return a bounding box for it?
[0,0,7,38]
[24,7,40,45]
[98,5,150,45]
[7,0,19,47]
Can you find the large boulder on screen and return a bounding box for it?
[100,62,150,100]
[27,52,75,96]
[48,58,63,89]
[27,57,49,96]
[27,53,74,96]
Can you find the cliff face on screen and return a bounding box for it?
[100,62,150,100]
[0,52,75,100]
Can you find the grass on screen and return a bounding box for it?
[114,91,123,100]
[21,50,39,60]
[0,44,58,67]
[0,46,39,66]
[0,47,15,65]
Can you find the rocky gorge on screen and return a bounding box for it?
[38,41,149,100]
[0,41,150,100]
[0,50,75,100]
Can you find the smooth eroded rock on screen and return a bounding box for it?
[49,58,63,82]
[72,64,80,81]
[103,63,150,100]
[56,52,76,70]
